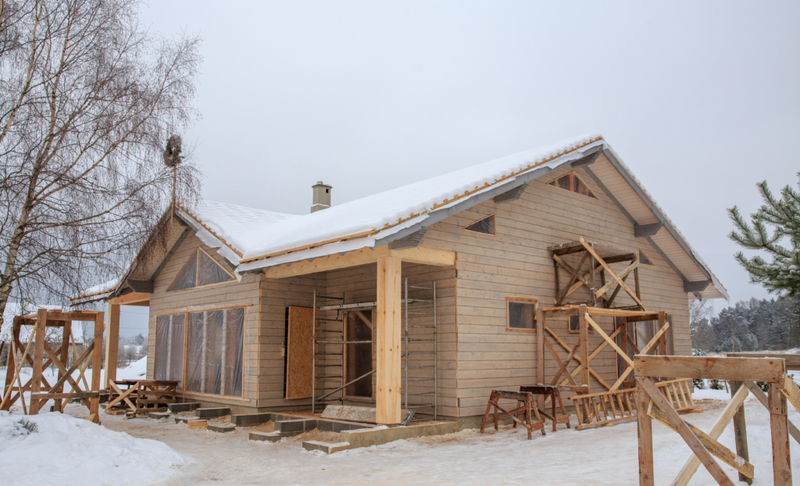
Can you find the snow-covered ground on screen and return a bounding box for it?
[2,363,800,485]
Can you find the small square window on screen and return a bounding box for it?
[507,298,537,331]
[568,315,595,334]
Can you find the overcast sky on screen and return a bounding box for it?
[132,1,799,315]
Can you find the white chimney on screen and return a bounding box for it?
[311,181,332,213]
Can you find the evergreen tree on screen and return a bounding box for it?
[729,174,800,297]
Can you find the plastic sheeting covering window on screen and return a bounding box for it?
[167,249,233,292]
[185,307,245,397]
[154,314,185,385]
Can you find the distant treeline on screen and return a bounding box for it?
[691,297,800,353]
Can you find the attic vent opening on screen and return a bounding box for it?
[638,248,655,266]
[168,249,235,292]
[464,214,496,235]
[548,171,597,199]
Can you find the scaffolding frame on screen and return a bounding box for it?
[310,279,438,420]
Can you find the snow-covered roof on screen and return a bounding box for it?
[86,133,727,301]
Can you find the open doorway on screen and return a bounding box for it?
[345,310,374,399]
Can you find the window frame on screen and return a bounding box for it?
[506,297,538,333]
[153,304,249,399]
[568,315,595,334]
[463,214,497,237]
[166,248,237,293]
[547,171,598,200]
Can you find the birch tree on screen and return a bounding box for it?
[0,0,201,329]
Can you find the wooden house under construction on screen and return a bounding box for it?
[77,134,727,426]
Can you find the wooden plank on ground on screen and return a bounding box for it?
[634,356,785,383]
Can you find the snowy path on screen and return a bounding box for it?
[93,390,800,485]
[3,373,800,485]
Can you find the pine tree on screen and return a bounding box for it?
[729,174,800,296]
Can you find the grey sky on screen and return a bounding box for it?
[134,1,799,312]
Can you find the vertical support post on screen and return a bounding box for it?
[769,381,792,485]
[54,320,72,412]
[3,317,20,402]
[29,309,48,415]
[657,312,667,357]
[620,317,629,382]
[311,290,317,415]
[589,257,596,307]
[636,378,655,486]
[553,258,560,303]
[433,281,438,421]
[376,255,402,425]
[633,252,641,304]
[104,303,120,389]
[599,269,606,307]
[579,305,590,391]
[90,312,105,422]
[536,307,545,410]
[730,381,751,485]
[404,278,408,411]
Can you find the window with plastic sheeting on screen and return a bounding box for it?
[167,248,234,292]
[184,307,245,397]
[154,313,185,385]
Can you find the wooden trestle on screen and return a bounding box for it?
[1,309,105,423]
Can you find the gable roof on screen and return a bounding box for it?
[85,134,727,302]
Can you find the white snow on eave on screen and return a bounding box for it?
[235,134,602,261]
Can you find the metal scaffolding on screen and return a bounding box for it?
[310,279,438,420]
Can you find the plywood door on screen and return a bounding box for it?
[286,306,314,399]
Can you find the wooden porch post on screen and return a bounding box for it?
[376,256,402,425]
[536,307,545,410]
[104,303,121,388]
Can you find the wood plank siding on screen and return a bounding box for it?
[418,156,692,417]
[145,153,694,418]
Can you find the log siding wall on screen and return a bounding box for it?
[145,155,695,418]
[419,159,693,417]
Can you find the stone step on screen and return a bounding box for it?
[302,440,352,454]
[168,402,200,413]
[231,412,272,426]
[195,407,230,418]
[274,418,317,436]
[207,423,236,433]
[249,431,282,442]
[149,411,172,420]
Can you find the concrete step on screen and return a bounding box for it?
[274,418,317,436]
[168,402,200,413]
[231,412,272,426]
[195,407,230,418]
[149,411,172,420]
[249,431,282,442]
[302,440,352,454]
[207,423,236,433]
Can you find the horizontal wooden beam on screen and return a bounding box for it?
[108,292,151,305]
[262,245,456,279]
[727,352,800,371]
[635,356,786,383]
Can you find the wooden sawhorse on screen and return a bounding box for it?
[479,390,546,440]
[520,384,571,432]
